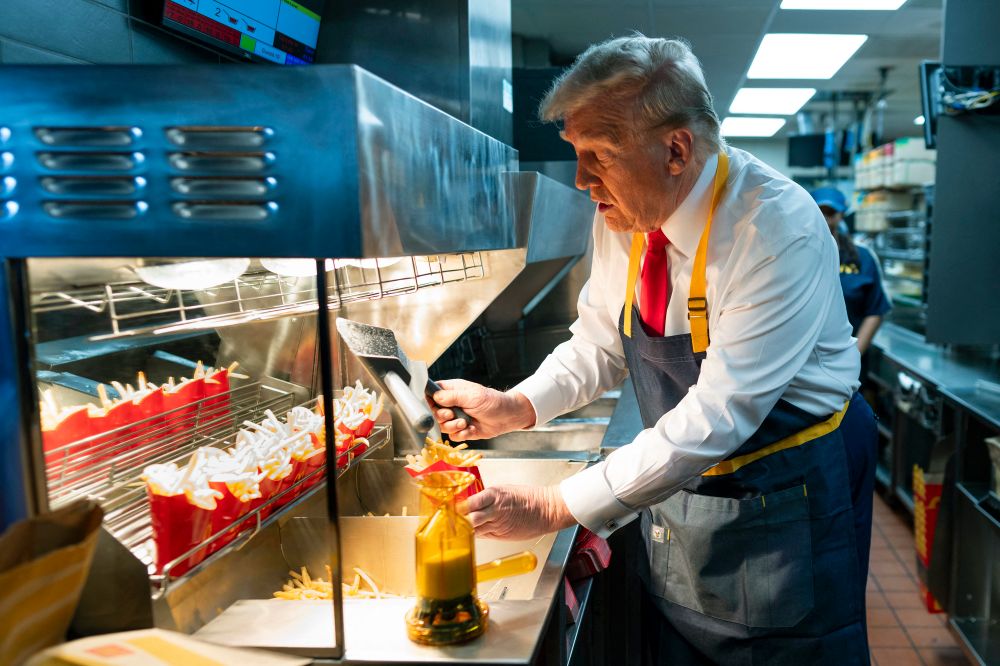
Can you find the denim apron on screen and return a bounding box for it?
[621,153,874,665]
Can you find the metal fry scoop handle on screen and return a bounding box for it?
[335,317,470,435]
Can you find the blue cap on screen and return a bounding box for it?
[811,186,847,213]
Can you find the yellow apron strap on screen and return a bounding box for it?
[623,232,645,338]
[688,151,730,354]
[702,400,850,477]
[622,150,729,351]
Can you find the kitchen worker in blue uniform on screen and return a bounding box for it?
[811,186,891,356]
[433,35,877,664]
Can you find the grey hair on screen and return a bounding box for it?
[539,33,723,160]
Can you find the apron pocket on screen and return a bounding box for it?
[651,483,814,629]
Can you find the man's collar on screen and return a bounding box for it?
[660,151,719,258]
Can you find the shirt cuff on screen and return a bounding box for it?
[559,461,639,538]
[511,374,565,428]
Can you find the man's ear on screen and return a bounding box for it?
[663,128,695,176]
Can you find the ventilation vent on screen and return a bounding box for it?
[1,127,14,220]
[165,126,277,221]
[34,126,146,220]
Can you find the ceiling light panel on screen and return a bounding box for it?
[729,88,817,115]
[781,0,908,9]
[720,117,786,137]
[748,34,868,79]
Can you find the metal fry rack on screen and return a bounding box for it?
[45,382,294,508]
[31,252,486,340]
[44,383,391,586]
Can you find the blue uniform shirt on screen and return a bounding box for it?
[839,242,891,333]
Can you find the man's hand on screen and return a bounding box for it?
[460,485,576,540]
[432,379,536,441]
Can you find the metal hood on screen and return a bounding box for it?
[484,172,595,331]
[0,64,517,260]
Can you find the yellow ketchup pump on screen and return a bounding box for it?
[405,471,537,645]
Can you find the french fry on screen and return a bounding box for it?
[404,437,482,471]
[274,566,393,600]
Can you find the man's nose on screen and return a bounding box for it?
[575,160,597,191]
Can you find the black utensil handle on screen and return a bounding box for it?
[426,379,472,425]
[384,371,434,433]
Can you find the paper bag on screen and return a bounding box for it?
[0,500,104,666]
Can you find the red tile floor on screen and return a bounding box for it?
[867,492,970,665]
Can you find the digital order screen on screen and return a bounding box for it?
[163,0,325,65]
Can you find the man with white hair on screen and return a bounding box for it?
[433,34,876,663]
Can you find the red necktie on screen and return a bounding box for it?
[639,230,670,336]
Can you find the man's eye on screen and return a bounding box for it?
[596,153,613,164]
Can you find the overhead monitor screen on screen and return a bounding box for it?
[162,1,325,65]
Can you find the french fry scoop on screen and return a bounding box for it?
[335,317,471,434]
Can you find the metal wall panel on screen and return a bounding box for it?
[925,115,1000,344]
[318,0,513,145]
[467,0,513,146]
[942,0,1000,66]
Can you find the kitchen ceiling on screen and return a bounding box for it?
[512,0,942,140]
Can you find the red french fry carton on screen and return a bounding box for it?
[87,399,137,474]
[128,388,165,457]
[42,406,93,478]
[338,416,376,440]
[299,447,326,494]
[207,480,253,555]
[274,463,305,509]
[162,378,205,439]
[355,418,376,439]
[335,434,354,469]
[255,471,292,520]
[203,369,232,428]
[147,489,212,577]
[405,460,484,501]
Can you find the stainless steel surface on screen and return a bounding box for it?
[483,419,609,455]
[319,1,513,145]
[195,456,587,661]
[941,385,1000,430]
[0,65,517,259]
[341,248,527,367]
[468,0,514,146]
[281,516,554,601]
[872,323,1000,392]
[27,253,489,344]
[485,172,594,331]
[510,172,593,265]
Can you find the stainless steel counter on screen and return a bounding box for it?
[872,322,1000,426]
[200,529,577,664]
[940,385,1000,430]
[872,323,1000,391]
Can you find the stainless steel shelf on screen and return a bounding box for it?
[31,253,484,340]
[880,250,926,262]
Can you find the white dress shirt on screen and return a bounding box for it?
[514,147,861,538]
